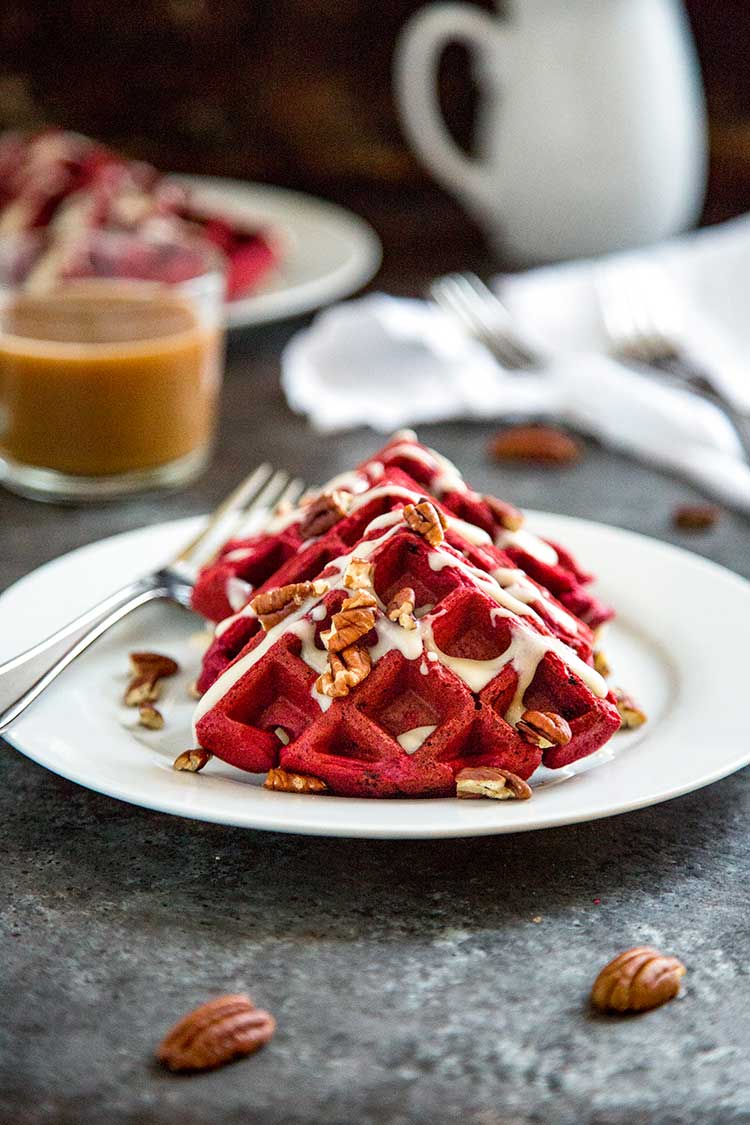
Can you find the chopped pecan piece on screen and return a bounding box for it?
[299,490,352,538]
[138,704,164,730]
[484,495,525,532]
[321,590,377,653]
[264,767,328,793]
[124,676,162,707]
[129,652,179,678]
[516,710,572,748]
[456,767,532,801]
[593,650,611,677]
[386,587,417,630]
[156,994,276,1072]
[124,651,179,707]
[343,557,374,590]
[489,425,582,466]
[673,503,720,531]
[316,644,372,698]
[250,580,328,631]
[613,687,647,730]
[173,748,212,772]
[591,947,686,1013]
[403,499,447,546]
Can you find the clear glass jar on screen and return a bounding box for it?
[0,229,226,501]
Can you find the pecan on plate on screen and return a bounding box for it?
[124,652,179,707]
[403,499,447,547]
[173,748,213,773]
[484,494,525,532]
[591,947,686,1013]
[264,767,328,793]
[156,994,276,1072]
[321,591,377,653]
[250,580,328,631]
[489,425,582,466]
[386,587,417,630]
[613,688,647,730]
[299,490,352,538]
[516,710,572,749]
[138,704,164,730]
[456,767,532,801]
[343,557,374,590]
[316,644,372,699]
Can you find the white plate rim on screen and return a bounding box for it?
[174,175,382,328]
[1,512,748,838]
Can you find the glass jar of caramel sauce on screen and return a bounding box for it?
[0,231,225,501]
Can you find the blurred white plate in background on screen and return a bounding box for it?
[176,175,382,328]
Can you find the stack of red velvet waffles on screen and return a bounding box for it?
[191,432,622,798]
[0,129,278,300]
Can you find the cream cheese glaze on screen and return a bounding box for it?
[193,507,606,742]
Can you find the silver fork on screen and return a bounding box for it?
[429,272,543,370]
[596,262,750,462]
[0,465,304,734]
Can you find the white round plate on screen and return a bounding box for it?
[175,175,382,327]
[1,513,747,838]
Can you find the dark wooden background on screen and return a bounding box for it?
[0,1,749,273]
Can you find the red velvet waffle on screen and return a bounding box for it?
[192,447,622,798]
[0,129,278,300]
[192,430,612,630]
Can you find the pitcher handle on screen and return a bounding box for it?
[394,2,506,215]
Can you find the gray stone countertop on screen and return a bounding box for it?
[2,320,750,1124]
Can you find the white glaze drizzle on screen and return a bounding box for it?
[495,527,559,567]
[194,504,604,740]
[397,725,437,753]
[491,566,579,633]
[224,546,257,563]
[225,577,253,612]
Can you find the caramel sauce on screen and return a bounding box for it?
[0,281,221,476]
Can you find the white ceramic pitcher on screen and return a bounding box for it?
[394,0,708,262]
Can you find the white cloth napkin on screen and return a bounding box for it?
[282,214,750,510]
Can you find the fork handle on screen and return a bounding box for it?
[654,355,750,463]
[0,576,164,735]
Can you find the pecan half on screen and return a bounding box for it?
[264,767,328,793]
[489,425,582,466]
[299,490,352,538]
[484,494,525,532]
[343,557,374,590]
[316,644,372,698]
[386,587,417,630]
[516,710,572,749]
[124,652,179,707]
[138,704,164,730]
[251,580,328,631]
[456,766,532,801]
[403,499,447,546]
[613,687,647,730]
[593,650,611,677]
[173,748,212,773]
[321,590,377,653]
[673,503,720,531]
[591,947,686,1013]
[156,994,276,1072]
